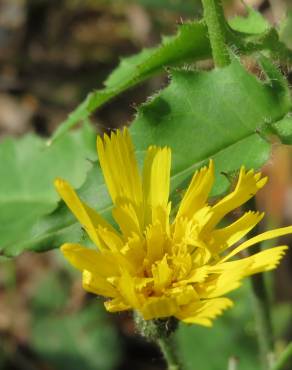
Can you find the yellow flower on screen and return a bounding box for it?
[55,128,291,327]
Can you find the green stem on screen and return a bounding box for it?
[134,313,181,370]
[201,0,230,67]
[272,343,292,370]
[157,335,182,370]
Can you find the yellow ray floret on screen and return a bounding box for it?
[55,127,292,326]
[176,160,214,220]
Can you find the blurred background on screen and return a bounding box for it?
[0,0,292,369]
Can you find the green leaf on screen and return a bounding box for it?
[229,6,269,34]
[31,302,121,370]
[1,161,112,256]
[0,124,97,256]
[269,115,292,144]
[49,21,211,144]
[8,58,290,256]
[131,57,290,197]
[227,14,292,63]
[49,12,292,144]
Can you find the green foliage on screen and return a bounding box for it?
[270,116,292,145]
[1,1,292,369]
[3,57,290,256]
[229,6,269,34]
[0,124,97,256]
[131,57,290,197]
[49,22,211,144]
[49,11,292,145]
[31,301,121,370]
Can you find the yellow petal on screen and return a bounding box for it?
[152,256,173,293]
[174,266,209,286]
[172,216,189,244]
[92,229,142,276]
[176,298,233,326]
[191,206,214,231]
[54,178,112,248]
[213,246,287,277]
[104,297,130,312]
[192,248,212,266]
[221,226,292,262]
[120,233,145,273]
[167,285,199,306]
[97,226,123,252]
[61,243,119,276]
[143,146,171,225]
[176,160,214,220]
[134,277,154,293]
[152,204,171,235]
[172,215,210,250]
[145,223,166,265]
[209,211,264,253]
[197,263,251,298]
[117,272,140,308]
[97,128,143,207]
[113,203,142,237]
[82,270,116,297]
[206,167,267,231]
[243,246,288,275]
[141,296,177,320]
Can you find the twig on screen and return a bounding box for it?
[201,0,230,67]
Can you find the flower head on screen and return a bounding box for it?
[55,128,291,326]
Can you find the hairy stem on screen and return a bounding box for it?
[201,0,230,67]
[134,313,181,370]
[157,335,182,370]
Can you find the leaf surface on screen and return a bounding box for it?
[49,22,211,144]
[0,125,97,256]
[4,59,290,256]
[270,116,292,145]
[229,6,269,34]
[50,9,292,144]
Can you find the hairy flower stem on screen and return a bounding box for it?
[134,313,181,370]
[271,342,292,370]
[201,0,230,67]
[157,335,181,370]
